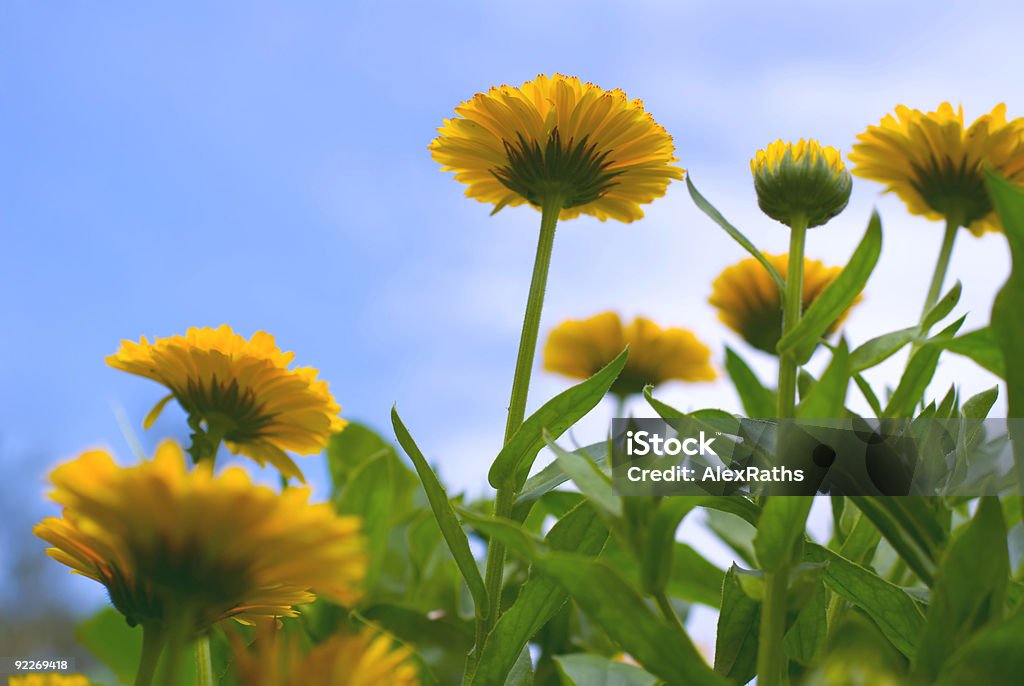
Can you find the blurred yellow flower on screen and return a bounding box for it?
[751,139,851,228]
[7,676,91,686]
[230,623,420,686]
[107,325,345,480]
[430,73,683,222]
[850,103,1024,235]
[543,312,715,397]
[709,254,860,354]
[34,442,366,631]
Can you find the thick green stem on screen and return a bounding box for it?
[758,568,790,686]
[195,634,214,686]
[159,608,194,686]
[474,195,562,669]
[134,623,164,686]
[759,215,807,686]
[776,216,808,419]
[919,218,960,325]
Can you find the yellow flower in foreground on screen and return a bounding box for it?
[107,325,345,480]
[430,73,683,222]
[7,676,91,686]
[34,442,366,631]
[544,312,715,397]
[230,623,421,686]
[850,103,1024,235]
[709,254,861,354]
[751,139,852,228]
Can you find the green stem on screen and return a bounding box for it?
[159,608,193,686]
[919,218,960,325]
[776,216,808,419]
[474,195,562,667]
[759,215,807,686]
[758,568,790,686]
[195,634,214,686]
[134,623,165,686]
[654,590,684,632]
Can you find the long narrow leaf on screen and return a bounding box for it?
[488,348,628,490]
[391,407,489,619]
[779,212,882,364]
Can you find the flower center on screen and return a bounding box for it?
[492,128,624,208]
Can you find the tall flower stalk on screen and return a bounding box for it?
[750,139,852,686]
[430,73,683,673]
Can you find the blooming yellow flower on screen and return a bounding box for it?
[107,325,345,480]
[7,676,91,686]
[34,442,366,631]
[230,623,421,686]
[543,312,715,397]
[850,103,1024,235]
[430,74,683,222]
[709,254,861,354]
[751,139,852,228]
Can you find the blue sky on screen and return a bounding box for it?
[3,0,1023,621]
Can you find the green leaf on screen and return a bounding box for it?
[334,454,397,589]
[935,609,1024,686]
[714,565,760,684]
[961,386,999,420]
[328,421,401,493]
[665,543,726,608]
[912,497,1009,682]
[505,646,534,686]
[778,212,882,364]
[687,175,785,294]
[847,495,944,586]
[643,386,685,419]
[785,582,827,666]
[534,555,727,686]
[853,373,884,416]
[986,169,1024,497]
[489,348,628,490]
[754,496,813,571]
[471,502,609,686]
[936,327,1006,378]
[849,326,919,372]
[921,280,962,331]
[797,339,850,418]
[725,346,776,417]
[554,654,660,686]
[472,517,725,685]
[547,432,621,517]
[806,544,925,659]
[77,609,146,686]
[885,315,967,418]
[515,441,608,507]
[391,406,489,620]
[641,496,706,594]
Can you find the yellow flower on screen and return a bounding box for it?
[709,254,861,354]
[751,139,852,228]
[430,73,683,222]
[850,103,1024,235]
[34,442,366,631]
[230,623,421,686]
[543,312,715,397]
[7,676,91,686]
[107,325,345,480]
